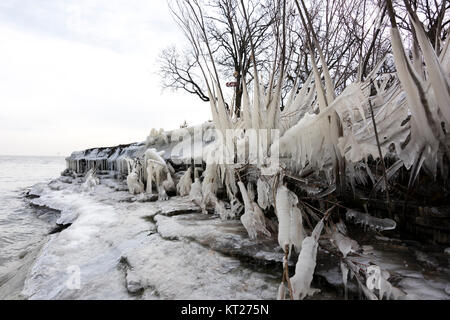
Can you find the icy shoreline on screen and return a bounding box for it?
[17,175,282,299]
[0,172,447,300]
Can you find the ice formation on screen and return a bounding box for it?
[214,200,234,220]
[346,209,396,231]
[127,159,144,194]
[58,1,450,301]
[256,178,271,210]
[146,128,169,146]
[275,185,304,253]
[247,182,256,202]
[290,218,324,300]
[176,168,192,196]
[366,265,404,300]
[277,282,286,300]
[189,178,203,208]
[200,164,220,211]
[127,170,144,195]
[340,261,349,299]
[81,169,99,192]
[143,148,175,199]
[238,182,270,239]
[330,231,360,258]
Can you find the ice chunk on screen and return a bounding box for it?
[346,209,396,231]
[331,231,360,257]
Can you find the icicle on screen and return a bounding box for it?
[290,205,305,253]
[240,210,257,240]
[247,182,255,202]
[280,73,315,133]
[238,181,270,239]
[373,159,403,192]
[408,12,450,126]
[276,185,293,252]
[390,26,440,176]
[277,283,286,300]
[310,55,328,111]
[207,88,222,131]
[158,187,169,201]
[252,202,271,237]
[238,181,252,211]
[276,185,305,253]
[241,79,253,129]
[202,164,219,197]
[146,160,153,193]
[256,178,271,210]
[251,71,262,130]
[340,261,349,299]
[194,167,199,179]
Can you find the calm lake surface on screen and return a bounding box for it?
[0,156,65,285]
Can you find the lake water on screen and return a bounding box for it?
[0,156,65,286]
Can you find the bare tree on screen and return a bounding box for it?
[393,0,450,53]
[159,47,210,102]
[160,0,274,117]
[163,0,448,119]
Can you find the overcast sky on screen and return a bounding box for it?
[0,0,211,156]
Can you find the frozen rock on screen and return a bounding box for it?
[126,272,144,294]
[122,234,277,299]
[154,213,284,267]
